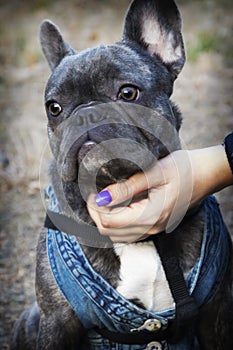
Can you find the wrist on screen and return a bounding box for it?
[223,132,233,174]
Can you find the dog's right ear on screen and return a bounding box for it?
[40,20,75,71]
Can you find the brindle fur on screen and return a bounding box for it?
[11,1,233,349]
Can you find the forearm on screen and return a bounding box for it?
[190,144,233,206]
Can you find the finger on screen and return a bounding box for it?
[87,191,144,229]
[88,194,151,233]
[98,199,151,229]
[109,232,149,243]
[99,222,152,241]
[87,194,110,227]
[87,200,145,242]
[88,194,165,243]
[96,159,167,208]
[99,183,167,230]
[95,172,150,207]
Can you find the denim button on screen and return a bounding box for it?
[131,319,162,332]
[144,341,162,350]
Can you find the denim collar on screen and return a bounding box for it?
[45,185,230,347]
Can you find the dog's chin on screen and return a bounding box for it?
[77,158,142,194]
[76,140,143,192]
[95,159,141,191]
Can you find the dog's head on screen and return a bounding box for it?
[40,0,185,220]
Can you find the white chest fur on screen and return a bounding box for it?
[114,241,175,312]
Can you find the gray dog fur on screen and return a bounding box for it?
[11,1,233,349]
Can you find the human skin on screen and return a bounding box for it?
[87,144,233,243]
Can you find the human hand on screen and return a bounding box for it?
[87,145,233,243]
[87,149,193,242]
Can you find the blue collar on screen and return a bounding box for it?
[45,185,231,343]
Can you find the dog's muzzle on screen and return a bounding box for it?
[49,102,181,192]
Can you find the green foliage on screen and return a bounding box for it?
[187,31,220,61]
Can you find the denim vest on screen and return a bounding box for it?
[46,185,231,350]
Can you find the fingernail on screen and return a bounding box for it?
[95,190,112,207]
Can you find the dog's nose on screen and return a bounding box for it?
[73,107,105,127]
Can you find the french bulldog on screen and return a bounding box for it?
[11,0,233,349]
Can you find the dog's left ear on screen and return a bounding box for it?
[122,0,185,79]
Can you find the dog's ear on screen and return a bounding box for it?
[122,0,185,78]
[40,20,75,71]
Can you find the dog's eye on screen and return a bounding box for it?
[46,101,62,117]
[118,86,139,102]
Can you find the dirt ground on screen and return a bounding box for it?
[0,0,232,349]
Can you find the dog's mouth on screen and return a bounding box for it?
[77,140,98,164]
[60,120,173,198]
[75,137,144,193]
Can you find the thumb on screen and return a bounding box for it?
[95,171,150,207]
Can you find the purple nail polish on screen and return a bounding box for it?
[95,190,112,207]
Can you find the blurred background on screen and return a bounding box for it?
[0,0,232,348]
